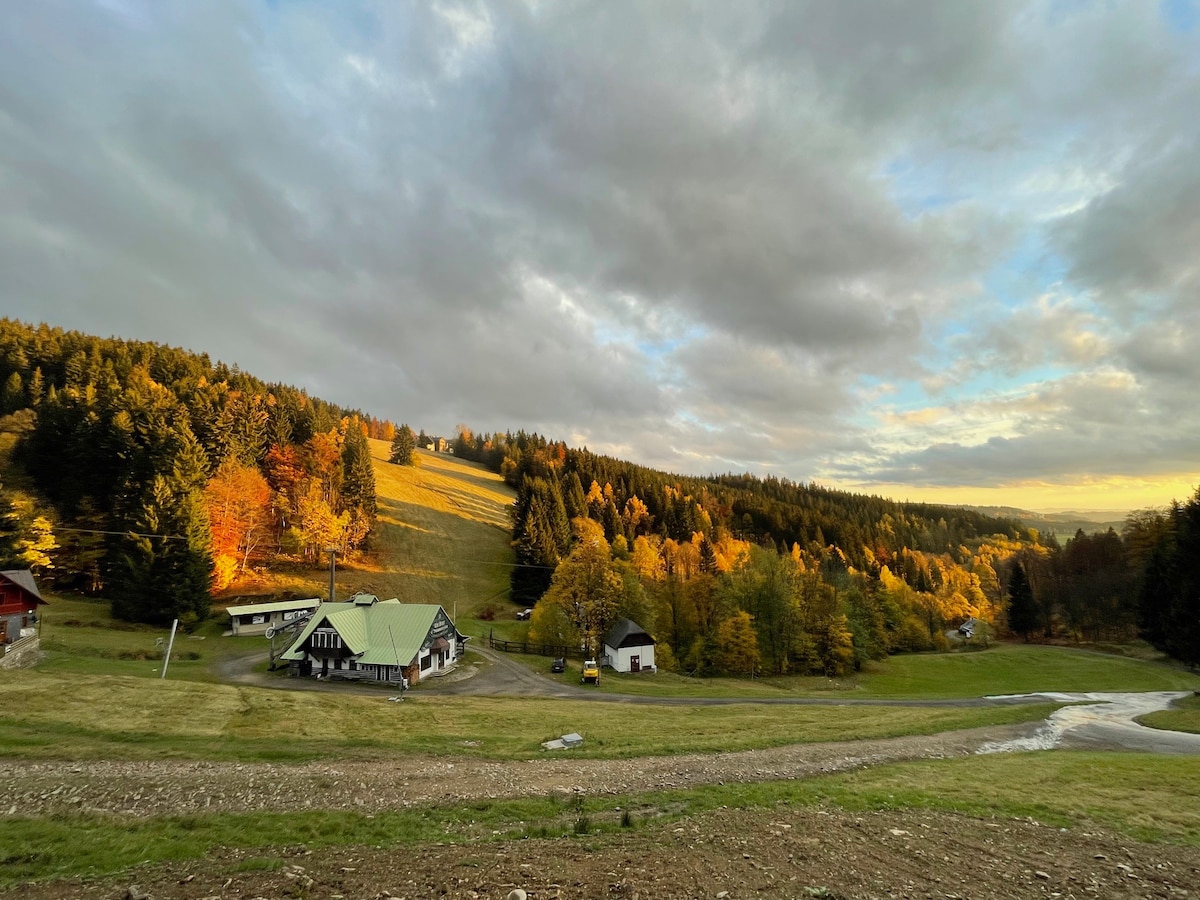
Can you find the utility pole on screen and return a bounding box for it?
[161,618,179,679]
[327,547,337,603]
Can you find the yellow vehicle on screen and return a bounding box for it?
[581,658,600,684]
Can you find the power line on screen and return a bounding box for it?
[54,526,189,542]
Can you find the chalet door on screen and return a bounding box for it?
[630,655,640,673]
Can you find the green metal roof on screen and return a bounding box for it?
[280,598,456,666]
[226,598,321,618]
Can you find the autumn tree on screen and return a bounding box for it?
[204,457,272,590]
[716,611,761,676]
[536,518,623,655]
[0,482,59,576]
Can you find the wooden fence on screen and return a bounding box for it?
[487,634,584,659]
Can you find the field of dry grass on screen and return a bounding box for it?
[218,442,516,633]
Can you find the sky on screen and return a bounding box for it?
[2,1,1198,513]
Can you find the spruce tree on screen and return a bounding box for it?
[1162,491,1200,667]
[389,424,416,465]
[1006,561,1039,641]
[342,426,378,520]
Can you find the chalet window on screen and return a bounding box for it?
[420,654,432,671]
[311,630,342,650]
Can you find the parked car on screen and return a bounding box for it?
[516,608,532,620]
[551,657,566,673]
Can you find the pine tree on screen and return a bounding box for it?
[563,471,588,521]
[109,473,213,626]
[342,426,377,521]
[2,371,23,414]
[389,424,416,465]
[27,367,44,407]
[1006,561,1039,641]
[1161,491,1200,667]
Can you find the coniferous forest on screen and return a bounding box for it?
[0,319,388,625]
[1,318,1195,671]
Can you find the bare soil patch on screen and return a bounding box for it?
[6,723,1200,898]
[8,806,1199,899]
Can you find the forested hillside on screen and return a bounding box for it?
[0,319,392,624]
[4,318,1194,668]
[448,428,1199,674]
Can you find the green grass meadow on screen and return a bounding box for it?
[0,667,1059,762]
[1139,692,1200,734]
[554,641,1200,700]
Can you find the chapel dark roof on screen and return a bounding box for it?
[604,617,655,649]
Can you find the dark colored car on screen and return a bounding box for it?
[551,657,566,673]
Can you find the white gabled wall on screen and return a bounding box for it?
[604,641,655,673]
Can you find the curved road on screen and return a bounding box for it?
[214,645,1200,754]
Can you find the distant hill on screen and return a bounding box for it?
[966,506,1128,538]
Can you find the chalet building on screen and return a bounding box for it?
[226,598,321,636]
[280,595,467,685]
[1,569,47,668]
[602,618,656,673]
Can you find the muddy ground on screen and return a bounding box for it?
[6,722,1200,899]
[8,805,1199,900]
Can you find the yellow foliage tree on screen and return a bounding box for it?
[534,518,623,654]
[716,610,761,676]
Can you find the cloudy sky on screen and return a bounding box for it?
[3,1,1198,512]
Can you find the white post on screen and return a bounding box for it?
[161,618,179,679]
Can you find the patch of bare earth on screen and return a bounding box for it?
[8,808,1200,900]
[5,724,1200,898]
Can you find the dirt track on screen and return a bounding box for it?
[1,723,1033,819]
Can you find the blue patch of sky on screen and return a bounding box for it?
[635,333,687,359]
[632,321,708,362]
[982,231,1068,313]
[1161,0,1198,33]
[879,156,965,221]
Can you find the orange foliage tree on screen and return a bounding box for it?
[204,457,272,590]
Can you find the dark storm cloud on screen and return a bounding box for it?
[2,0,1198,500]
